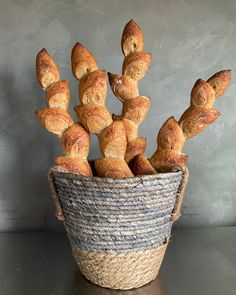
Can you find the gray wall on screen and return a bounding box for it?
[0,0,235,231]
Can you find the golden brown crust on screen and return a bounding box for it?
[121,19,144,56]
[35,108,73,137]
[98,121,127,159]
[207,69,232,98]
[157,117,185,152]
[94,158,133,178]
[179,106,220,139]
[36,48,60,90]
[122,96,151,125]
[112,114,138,142]
[108,72,139,102]
[74,104,112,134]
[60,123,90,159]
[122,51,152,81]
[54,156,92,176]
[131,154,157,176]
[149,150,188,172]
[46,80,70,110]
[79,70,107,105]
[190,79,216,108]
[125,137,147,163]
[71,42,98,80]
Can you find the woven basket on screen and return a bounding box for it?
[48,165,189,290]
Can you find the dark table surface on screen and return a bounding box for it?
[0,227,235,295]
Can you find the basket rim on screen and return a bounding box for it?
[51,165,184,184]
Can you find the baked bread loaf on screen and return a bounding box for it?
[60,123,90,158]
[149,117,187,172]
[207,70,231,98]
[109,20,152,167]
[35,25,232,179]
[35,49,91,175]
[74,104,112,134]
[125,137,146,164]
[71,42,133,178]
[79,70,107,105]
[150,150,189,172]
[35,108,73,137]
[112,115,138,142]
[131,154,157,176]
[190,79,215,108]
[121,19,144,56]
[98,120,127,159]
[71,42,98,80]
[122,51,152,81]
[94,158,133,178]
[179,70,231,139]
[150,70,231,172]
[46,80,70,110]
[36,49,60,90]
[179,106,220,139]
[122,96,151,125]
[108,73,138,102]
[54,157,92,176]
[157,117,185,152]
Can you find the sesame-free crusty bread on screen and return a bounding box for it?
[35,49,92,175]
[108,20,152,170]
[149,70,231,172]
[71,42,133,178]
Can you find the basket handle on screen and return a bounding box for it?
[48,166,67,221]
[171,166,189,222]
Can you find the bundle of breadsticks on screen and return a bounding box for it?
[35,20,231,178]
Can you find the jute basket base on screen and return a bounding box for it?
[71,239,168,290]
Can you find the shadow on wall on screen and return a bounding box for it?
[0,70,63,232]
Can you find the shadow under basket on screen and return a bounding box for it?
[48,165,189,290]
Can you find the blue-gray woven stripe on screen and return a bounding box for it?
[53,171,182,253]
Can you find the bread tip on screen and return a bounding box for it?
[38,48,47,55]
[73,105,79,112]
[222,69,232,73]
[127,19,137,26]
[36,48,48,61]
[196,78,205,83]
[225,69,232,77]
[75,42,82,47]
[72,42,83,52]
[108,72,117,83]
[108,72,114,77]
[112,113,122,121]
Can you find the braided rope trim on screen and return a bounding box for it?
[70,238,168,290]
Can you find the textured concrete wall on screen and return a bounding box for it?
[0,0,235,231]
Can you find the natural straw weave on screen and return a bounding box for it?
[48,165,189,290]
